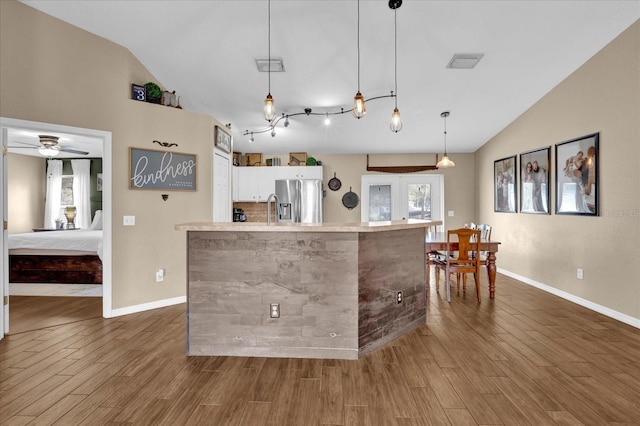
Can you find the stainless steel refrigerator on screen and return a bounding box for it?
[275,179,323,223]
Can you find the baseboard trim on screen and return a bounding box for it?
[108,296,186,318]
[499,268,640,329]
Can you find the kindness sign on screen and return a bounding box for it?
[129,148,197,191]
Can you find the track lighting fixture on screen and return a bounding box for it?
[436,111,455,168]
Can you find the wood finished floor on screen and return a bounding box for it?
[1,274,639,425]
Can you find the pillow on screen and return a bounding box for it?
[89,210,103,230]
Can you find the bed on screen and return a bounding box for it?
[8,211,103,284]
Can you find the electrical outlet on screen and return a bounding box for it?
[577,268,583,280]
[270,303,280,318]
[397,291,402,304]
[123,215,135,226]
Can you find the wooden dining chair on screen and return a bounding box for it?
[433,228,482,302]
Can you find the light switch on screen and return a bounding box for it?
[123,215,136,226]
[448,210,455,217]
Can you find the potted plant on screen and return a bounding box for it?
[144,82,162,104]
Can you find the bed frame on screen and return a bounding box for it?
[9,254,103,284]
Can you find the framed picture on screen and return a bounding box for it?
[494,156,517,213]
[555,133,598,215]
[519,147,550,214]
[214,125,231,153]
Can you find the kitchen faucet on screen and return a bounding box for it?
[266,193,280,225]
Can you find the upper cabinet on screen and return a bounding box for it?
[233,166,323,202]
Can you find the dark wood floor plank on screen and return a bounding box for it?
[1,274,639,425]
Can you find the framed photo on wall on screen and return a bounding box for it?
[494,156,517,213]
[555,133,599,216]
[519,147,550,214]
[214,125,231,153]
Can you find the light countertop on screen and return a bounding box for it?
[175,219,442,233]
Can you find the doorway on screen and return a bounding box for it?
[361,174,444,229]
[0,118,112,339]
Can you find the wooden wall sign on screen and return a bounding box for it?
[129,147,197,191]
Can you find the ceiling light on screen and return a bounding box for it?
[283,115,290,127]
[271,128,276,137]
[353,0,366,119]
[262,0,276,122]
[447,53,484,69]
[389,0,402,133]
[324,113,331,126]
[436,111,455,168]
[38,147,59,157]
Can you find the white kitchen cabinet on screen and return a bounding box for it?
[233,166,323,202]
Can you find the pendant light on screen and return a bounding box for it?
[389,0,402,132]
[262,0,276,122]
[436,111,455,168]
[353,0,366,119]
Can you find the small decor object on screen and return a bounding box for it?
[129,147,197,191]
[289,152,307,166]
[162,194,169,201]
[245,153,263,166]
[328,173,342,191]
[214,125,232,153]
[55,219,63,229]
[153,140,178,148]
[519,147,550,214]
[144,82,162,104]
[555,133,599,216]
[494,156,517,213]
[342,187,360,209]
[131,84,146,102]
[306,156,317,166]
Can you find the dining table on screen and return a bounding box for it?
[425,232,501,299]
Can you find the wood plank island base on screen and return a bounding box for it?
[175,220,441,360]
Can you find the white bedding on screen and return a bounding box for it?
[8,230,103,260]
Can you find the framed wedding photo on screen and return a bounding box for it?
[494,155,517,213]
[555,133,599,216]
[519,147,550,214]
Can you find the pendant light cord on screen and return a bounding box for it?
[268,0,271,94]
[357,0,361,92]
[443,115,448,154]
[394,7,398,108]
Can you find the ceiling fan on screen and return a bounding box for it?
[9,135,89,157]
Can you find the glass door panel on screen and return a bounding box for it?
[368,184,391,221]
[407,183,431,220]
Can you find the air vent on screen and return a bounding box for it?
[447,53,484,69]
[255,59,285,72]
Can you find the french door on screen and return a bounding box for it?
[361,174,444,229]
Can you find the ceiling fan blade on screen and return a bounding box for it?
[11,140,40,148]
[7,145,38,149]
[59,147,89,155]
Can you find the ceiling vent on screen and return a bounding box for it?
[447,53,484,69]
[255,59,285,72]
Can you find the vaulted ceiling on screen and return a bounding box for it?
[15,0,640,156]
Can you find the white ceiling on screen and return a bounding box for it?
[14,0,640,157]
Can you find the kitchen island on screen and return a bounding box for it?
[175,220,441,359]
